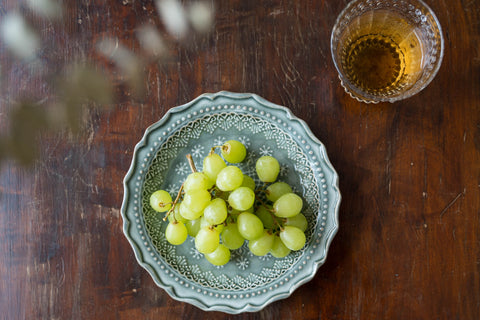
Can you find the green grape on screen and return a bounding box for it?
[221,223,245,250]
[237,212,264,240]
[254,205,275,229]
[185,218,202,237]
[179,201,203,220]
[266,182,292,202]
[284,213,308,232]
[241,174,256,190]
[255,156,280,182]
[248,230,274,256]
[200,216,224,233]
[165,221,188,245]
[279,226,306,251]
[149,190,173,212]
[228,187,255,211]
[182,189,211,215]
[270,235,291,258]
[203,198,228,225]
[167,204,188,224]
[216,166,244,191]
[195,226,220,254]
[183,172,210,193]
[221,140,246,163]
[203,152,227,183]
[273,193,303,218]
[205,244,231,266]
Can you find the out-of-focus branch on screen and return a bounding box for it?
[0,0,215,167]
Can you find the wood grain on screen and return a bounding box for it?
[1,0,479,319]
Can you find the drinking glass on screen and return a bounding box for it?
[330,0,444,103]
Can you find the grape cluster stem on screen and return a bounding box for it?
[163,182,184,222]
[186,153,197,172]
[162,154,197,222]
[254,186,285,232]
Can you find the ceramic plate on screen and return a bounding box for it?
[121,91,341,313]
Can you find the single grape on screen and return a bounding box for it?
[254,205,275,229]
[279,226,306,251]
[195,226,220,254]
[165,221,188,245]
[237,212,264,240]
[241,174,256,190]
[183,172,210,193]
[185,218,202,237]
[273,193,303,218]
[284,213,308,232]
[270,235,291,258]
[182,189,211,215]
[179,201,203,220]
[255,156,280,182]
[203,152,227,183]
[221,223,245,250]
[149,190,173,212]
[203,198,228,225]
[228,187,255,211]
[248,230,274,256]
[216,166,244,191]
[205,244,231,266]
[266,181,292,202]
[221,140,246,163]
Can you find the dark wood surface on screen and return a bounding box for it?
[1,0,479,319]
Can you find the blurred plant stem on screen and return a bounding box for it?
[0,0,214,167]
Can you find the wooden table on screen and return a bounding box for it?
[1,0,479,319]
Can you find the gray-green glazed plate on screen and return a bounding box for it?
[121,91,340,314]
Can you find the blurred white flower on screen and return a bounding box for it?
[96,38,144,95]
[26,0,63,19]
[96,38,139,75]
[0,13,40,61]
[188,1,214,33]
[155,0,189,39]
[136,24,166,57]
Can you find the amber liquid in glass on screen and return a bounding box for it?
[339,10,424,96]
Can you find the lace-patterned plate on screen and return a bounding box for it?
[121,91,341,313]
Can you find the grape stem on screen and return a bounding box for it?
[254,195,285,232]
[186,154,197,172]
[163,155,199,222]
[254,182,270,197]
[272,214,285,232]
[163,183,184,221]
[254,195,274,213]
[163,155,199,221]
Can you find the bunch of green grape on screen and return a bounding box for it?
[149,140,307,266]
